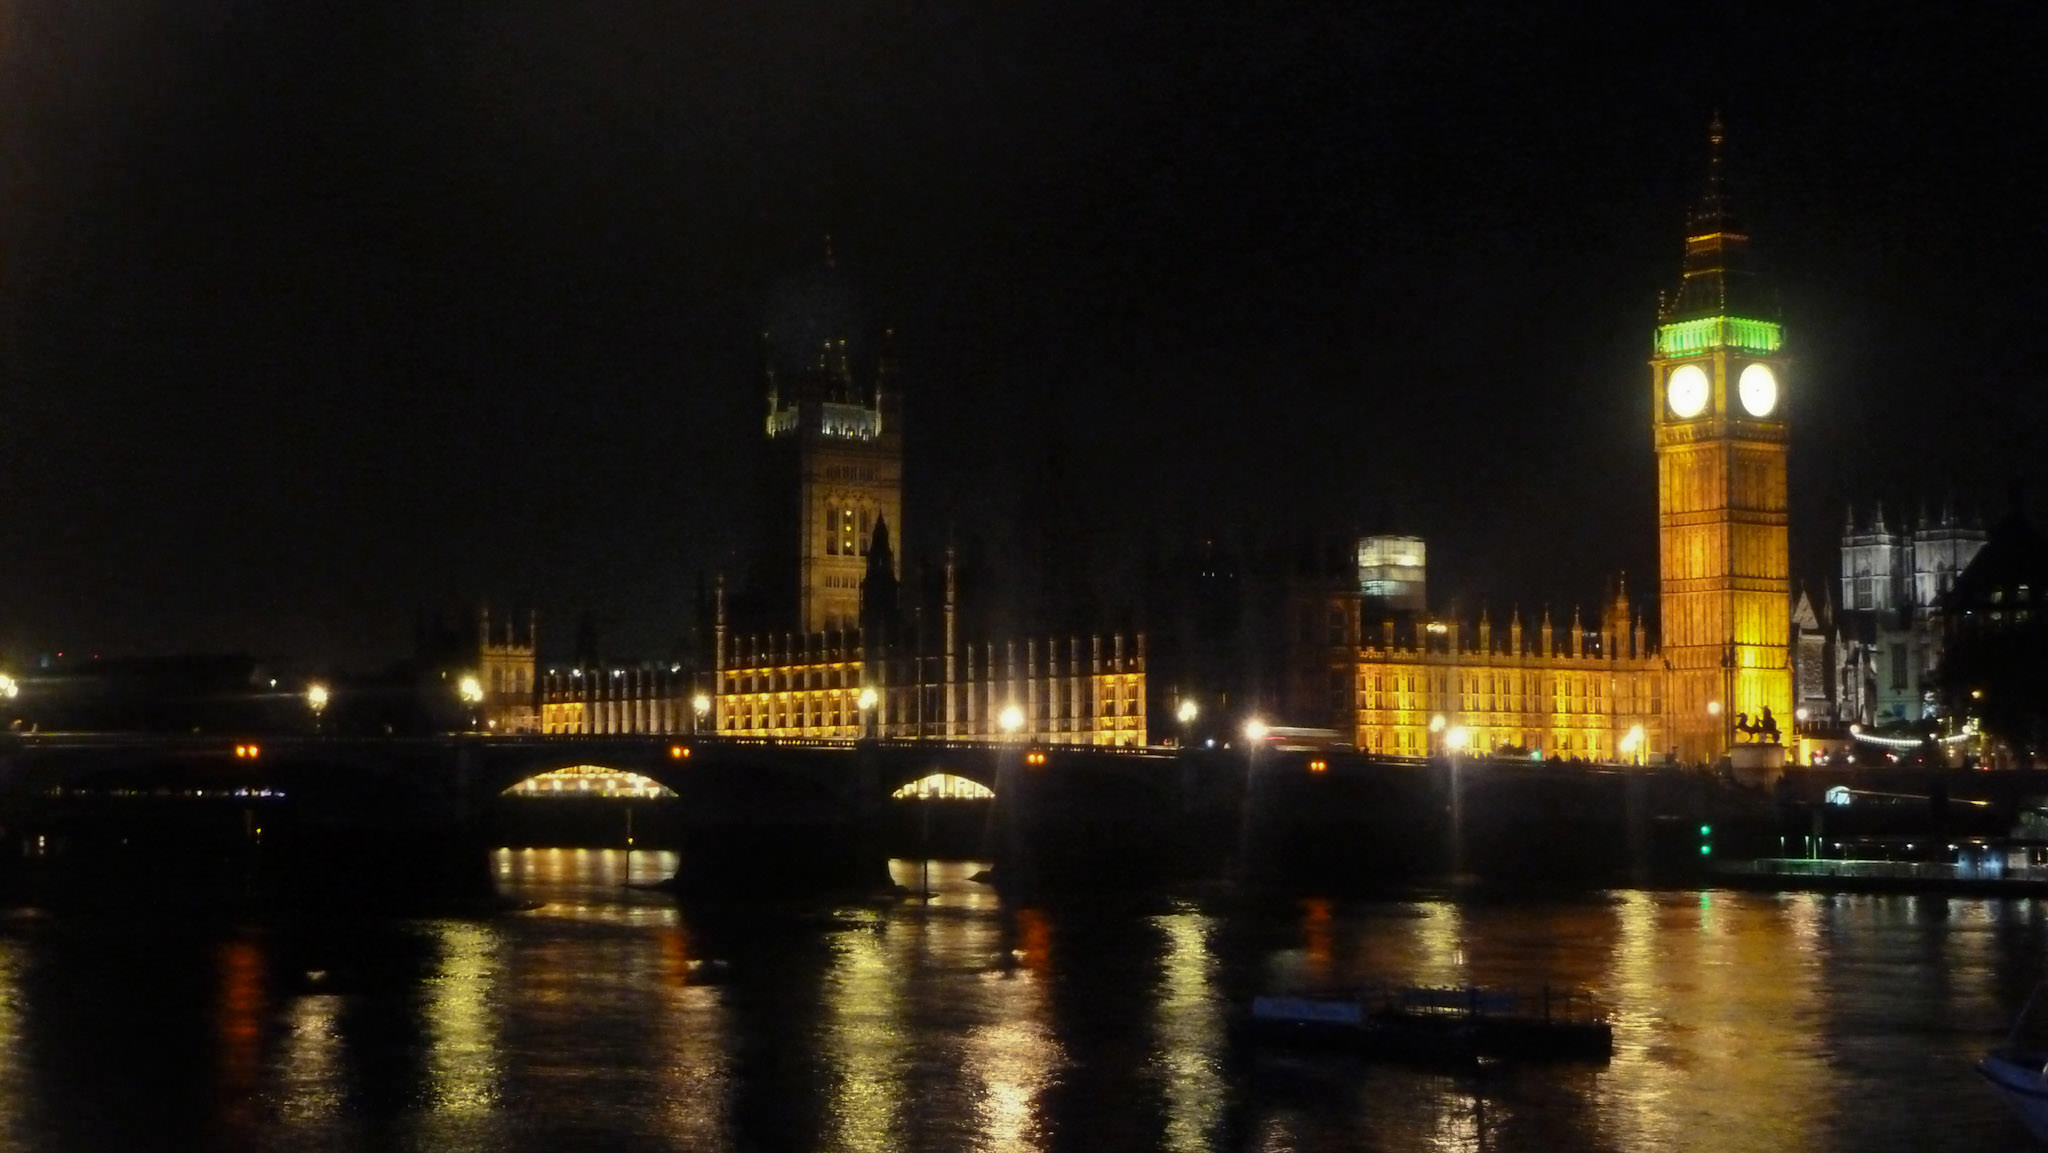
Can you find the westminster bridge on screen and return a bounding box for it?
[0,731,2031,906]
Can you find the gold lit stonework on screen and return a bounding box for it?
[1350,603,1664,760]
[1650,118,1793,764]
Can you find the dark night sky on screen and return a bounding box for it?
[0,3,2038,669]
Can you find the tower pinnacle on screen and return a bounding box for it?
[1662,115,1771,324]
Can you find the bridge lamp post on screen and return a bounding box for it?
[1176,698,1198,746]
[1242,716,1270,782]
[1445,724,1471,882]
[692,693,711,735]
[306,682,329,734]
[1233,717,1270,882]
[458,674,484,732]
[859,686,880,741]
[1242,716,1269,785]
[1620,723,1645,767]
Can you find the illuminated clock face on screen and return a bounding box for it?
[1738,362,1779,417]
[1666,364,1709,419]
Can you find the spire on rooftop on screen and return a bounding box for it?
[1661,116,1774,324]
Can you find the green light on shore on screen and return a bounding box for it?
[1656,316,1782,357]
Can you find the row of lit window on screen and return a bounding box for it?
[725,665,860,694]
[1366,728,1611,755]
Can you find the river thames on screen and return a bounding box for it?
[0,850,2039,1151]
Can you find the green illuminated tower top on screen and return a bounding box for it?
[1655,115,1781,357]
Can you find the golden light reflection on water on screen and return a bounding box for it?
[1406,900,1468,985]
[0,846,2026,1151]
[650,919,732,1145]
[421,921,502,1120]
[1595,891,1829,1153]
[824,912,905,1153]
[964,1012,1058,1151]
[493,848,726,1147]
[887,860,1062,1152]
[276,984,343,1126]
[1153,911,1222,1153]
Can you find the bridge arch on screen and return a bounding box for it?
[501,765,675,798]
[469,742,870,826]
[890,772,995,801]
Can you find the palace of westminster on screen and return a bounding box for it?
[460,123,2004,769]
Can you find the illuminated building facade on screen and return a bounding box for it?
[1351,593,1665,761]
[477,607,539,734]
[711,602,1147,744]
[1649,116,1792,764]
[537,663,697,735]
[536,245,1146,745]
[1229,121,1786,767]
[1265,560,1666,761]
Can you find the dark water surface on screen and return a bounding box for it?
[0,850,2041,1151]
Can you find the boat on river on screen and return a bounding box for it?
[1244,984,1613,1067]
[1979,1048,2048,1141]
[1979,982,2048,1140]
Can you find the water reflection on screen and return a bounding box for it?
[0,854,2044,1150]
[213,934,266,1146]
[1152,911,1221,1153]
[0,931,26,1147]
[822,909,903,1152]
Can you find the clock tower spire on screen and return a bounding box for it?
[1652,119,1792,765]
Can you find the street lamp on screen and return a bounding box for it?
[1176,698,1198,746]
[457,674,484,731]
[692,692,711,734]
[998,703,1025,737]
[859,685,880,739]
[305,683,329,713]
[1444,724,1470,883]
[1242,716,1269,744]
[1620,722,1645,766]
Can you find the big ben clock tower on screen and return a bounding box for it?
[1653,117,1792,765]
